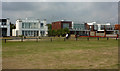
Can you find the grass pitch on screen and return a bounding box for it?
[2,38,118,69]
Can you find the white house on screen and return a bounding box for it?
[87,22,119,37]
[0,18,10,37]
[12,18,48,37]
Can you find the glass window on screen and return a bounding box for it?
[63,23,69,29]
[40,23,44,27]
[22,23,24,28]
[2,22,6,25]
[40,31,45,36]
[94,25,98,30]
[34,23,37,28]
[26,23,29,29]
[22,31,24,35]
[25,31,27,36]
[28,31,30,36]
[31,31,33,36]
[28,23,30,28]
[31,23,34,29]
[101,25,105,30]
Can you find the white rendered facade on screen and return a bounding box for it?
[0,18,10,37]
[12,19,48,37]
[87,22,113,31]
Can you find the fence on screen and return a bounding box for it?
[1,36,119,43]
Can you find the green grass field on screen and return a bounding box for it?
[2,38,118,69]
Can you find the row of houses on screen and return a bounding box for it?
[0,18,48,37]
[52,20,119,37]
[0,18,120,37]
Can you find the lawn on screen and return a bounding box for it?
[2,38,118,69]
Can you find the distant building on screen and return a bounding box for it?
[70,23,90,36]
[52,20,72,30]
[0,18,10,37]
[85,22,119,37]
[52,20,90,36]
[51,20,119,37]
[12,18,48,37]
[115,24,120,31]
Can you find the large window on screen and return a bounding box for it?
[22,31,24,36]
[74,24,85,30]
[40,31,45,36]
[63,23,69,29]
[31,23,34,29]
[94,25,98,30]
[34,23,38,29]
[40,23,44,27]
[2,22,6,25]
[23,22,39,29]
[22,23,24,28]
[101,25,105,30]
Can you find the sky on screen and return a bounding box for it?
[2,2,119,24]
[1,0,120,2]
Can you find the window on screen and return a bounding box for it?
[40,23,44,27]
[16,31,18,36]
[101,25,105,30]
[26,23,29,29]
[31,23,34,29]
[63,23,69,29]
[25,31,27,36]
[34,23,38,28]
[40,31,45,36]
[22,23,24,28]
[94,25,98,30]
[2,22,6,25]
[22,31,24,36]
[28,23,30,28]
[28,31,30,36]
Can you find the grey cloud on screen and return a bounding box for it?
[2,2,118,24]
[2,0,120,2]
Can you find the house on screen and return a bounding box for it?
[70,23,90,36]
[52,20,72,30]
[85,22,119,37]
[0,18,10,37]
[12,18,48,37]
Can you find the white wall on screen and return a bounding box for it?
[7,19,10,36]
[12,19,48,36]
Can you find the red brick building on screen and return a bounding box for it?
[52,20,72,30]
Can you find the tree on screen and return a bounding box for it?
[57,29,61,37]
[47,24,52,37]
[46,24,52,30]
[52,30,57,37]
[10,22,16,36]
[48,29,52,37]
[64,28,70,34]
[60,29,66,37]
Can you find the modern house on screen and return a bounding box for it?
[0,18,10,37]
[52,20,90,36]
[52,20,73,30]
[70,23,90,36]
[51,19,119,37]
[85,22,119,37]
[12,18,48,37]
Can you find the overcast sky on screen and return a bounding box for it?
[2,2,118,24]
